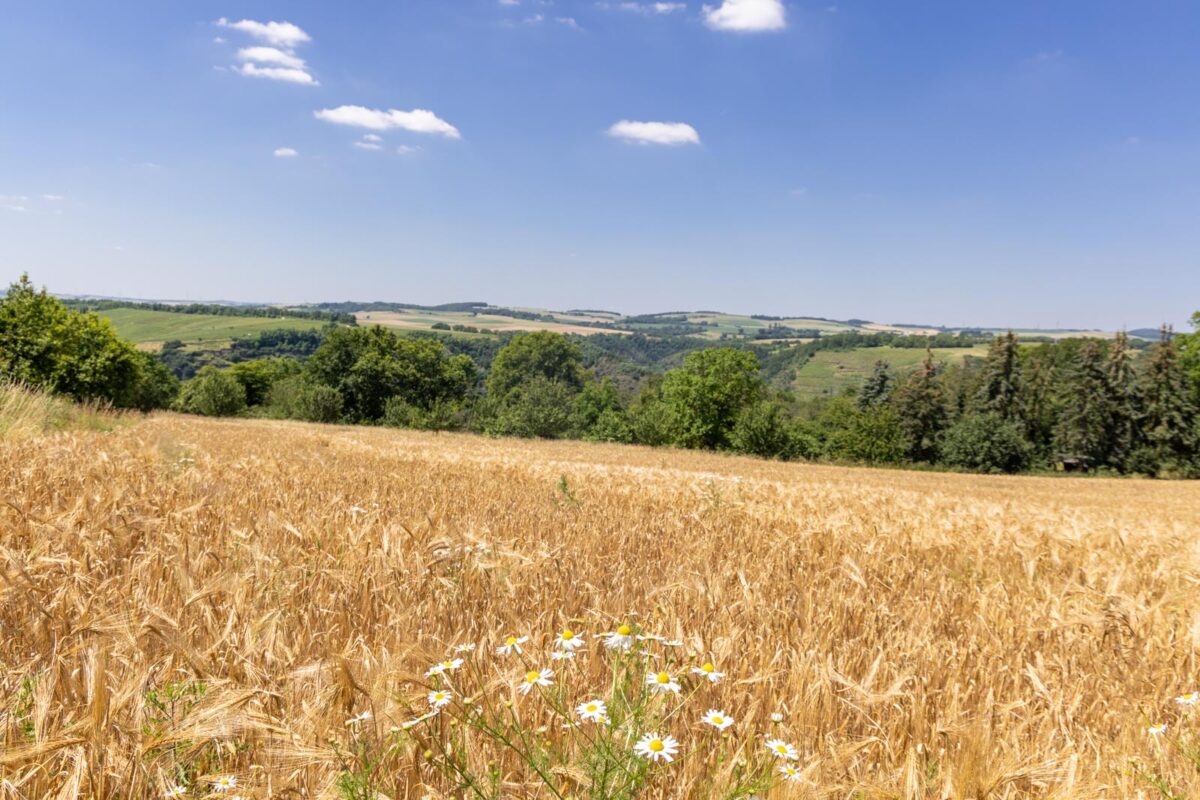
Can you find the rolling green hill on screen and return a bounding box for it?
[791,345,991,398]
[97,307,330,349]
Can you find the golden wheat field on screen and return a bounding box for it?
[2,413,1200,799]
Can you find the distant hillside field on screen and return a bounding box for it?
[354,309,628,336]
[96,307,330,349]
[792,345,990,397]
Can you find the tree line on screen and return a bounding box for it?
[63,298,357,325]
[4,276,1198,477]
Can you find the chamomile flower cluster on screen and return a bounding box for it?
[389,620,805,795]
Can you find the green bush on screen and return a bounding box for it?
[175,367,247,417]
[585,408,634,443]
[483,377,574,439]
[825,407,910,465]
[940,412,1033,474]
[382,396,465,431]
[730,401,793,459]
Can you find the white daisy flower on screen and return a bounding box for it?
[551,649,576,661]
[518,668,554,695]
[664,639,684,647]
[1176,692,1199,706]
[779,764,803,783]
[164,787,187,799]
[766,738,799,760]
[453,642,477,653]
[646,670,681,695]
[428,689,453,709]
[633,732,680,763]
[602,624,635,651]
[556,629,586,651]
[345,710,371,726]
[496,635,529,656]
[212,776,237,791]
[770,712,784,723]
[1148,723,1168,736]
[701,709,733,731]
[576,699,607,722]
[425,658,464,677]
[691,662,725,684]
[637,633,665,642]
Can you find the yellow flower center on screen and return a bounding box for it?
[617,624,632,636]
[656,672,670,684]
[562,630,575,640]
[442,661,453,668]
[701,662,715,673]
[525,671,541,683]
[712,716,724,724]
[506,636,518,646]
[648,739,664,752]
[586,704,598,712]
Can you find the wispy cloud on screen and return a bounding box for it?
[235,63,317,85]
[215,18,311,48]
[557,16,582,29]
[602,2,687,14]
[41,194,65,201]
[1,195,29,212]
[315,105,461,139]
[237,46,306,69]
[702,0,786,32]
[397,145,421,156]
[607,120,700,145]
[273,147,299,158]
[354,134,384,151]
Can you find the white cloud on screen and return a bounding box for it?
[41,194,65,201]
[1,194,29,212]
[607,120,700,145]
[702,0,786,32]
[314,105,461,139]
[215,18,311,49]
[363,133,383,142]
[397,145,421,156]
[273,147,299,157]
[557,16,582,29]
[354,138,384,151]
[237,46,306,69]
[235,63,317,85]
[610,2,687,14]
[499,0,520,5]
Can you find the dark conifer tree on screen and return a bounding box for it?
[976,331,1023,421]
[1140,325,1198,472]
[892,349,948,462]
[1105,331,1142,470]
[856,360,894,410]
[1053,340,1113,468]
[1018,345,1058,462]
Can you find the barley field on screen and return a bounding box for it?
[2,414,1199,799]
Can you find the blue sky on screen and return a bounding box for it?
[2,1,1198,329]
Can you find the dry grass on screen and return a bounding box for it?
[2,413,1199,798]
[0,381,120,441]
